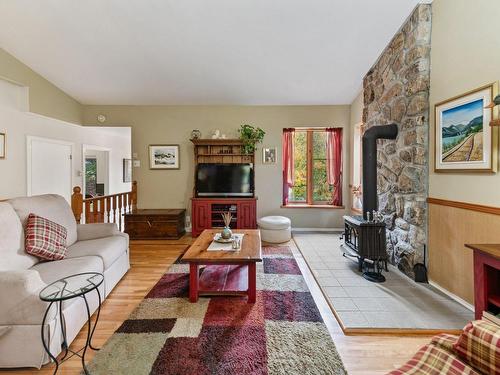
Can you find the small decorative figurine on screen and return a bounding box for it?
[212,129,221,139]
[191,129,201,139]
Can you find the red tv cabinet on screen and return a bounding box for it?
[191,198,257,237]
[465,243,500,321]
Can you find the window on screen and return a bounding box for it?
[284,128,342,207]
[85,157,97,197]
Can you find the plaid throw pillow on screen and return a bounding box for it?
[454,320,500,375]
[25,213,68,260]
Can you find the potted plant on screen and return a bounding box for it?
[238,124,265,154]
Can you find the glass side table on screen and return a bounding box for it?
[39,272,104,375]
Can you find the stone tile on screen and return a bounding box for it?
[329,297,358,311]
[308,262,329,270]
[362,312,397,328]
[344,286,386,298]
[331,269,360,278]
[324,286,348,298]
[336,277,368,287]
[316,276,340,287]
[378,297,415,312]
[353,298,385,312]
[312,269,333,277]
[336,311,369,328]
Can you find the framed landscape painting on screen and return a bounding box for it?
[149,144,180,169]
[434,83,498,172]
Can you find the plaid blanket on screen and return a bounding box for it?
[388,320,500,375]
[454,320,500,375]
[387,334,480,375]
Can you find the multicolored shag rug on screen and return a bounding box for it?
[87,245,346,375]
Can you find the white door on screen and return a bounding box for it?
[28,137,73,202]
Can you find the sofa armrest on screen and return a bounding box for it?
[0,270,53,325]
[77,223,129,248]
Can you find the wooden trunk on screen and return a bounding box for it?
[124,209,186,239]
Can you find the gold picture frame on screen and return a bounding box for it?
[434,82,498,173]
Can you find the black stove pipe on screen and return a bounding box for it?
[362,124,398,220]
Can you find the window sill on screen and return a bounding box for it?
[281,204,345,209]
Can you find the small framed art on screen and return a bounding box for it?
[434,82,498,172]
[262,147,277,164]
[149,144,180,169]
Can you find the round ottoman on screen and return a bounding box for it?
[257,216,291,243]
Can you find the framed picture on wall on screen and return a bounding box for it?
[262,147,277,164]
[434,82,498,172]
[149,144,180,169]
[123,158,132,182]
[0,132,5,159]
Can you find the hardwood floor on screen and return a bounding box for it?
[1,236,430,375]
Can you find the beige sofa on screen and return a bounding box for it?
[0,194,130,369]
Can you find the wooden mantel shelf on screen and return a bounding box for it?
[465,244,500,259]
[191,138,244,145]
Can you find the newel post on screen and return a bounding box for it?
[71,186,83,224]
[131,181,138,211]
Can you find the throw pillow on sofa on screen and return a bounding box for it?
[25,213,68,260]
[454,320,500,375]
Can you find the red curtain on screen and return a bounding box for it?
[326,128,343,206]
[282,128,295,205]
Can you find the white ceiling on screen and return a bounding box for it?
[0,0,424,105]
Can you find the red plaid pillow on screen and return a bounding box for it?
[25,213,68,260]
[454,320,500,375]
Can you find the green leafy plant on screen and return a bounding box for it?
[238,124,265,154]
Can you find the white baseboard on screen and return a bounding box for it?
[292,227,343,232]
[429,279,475,312]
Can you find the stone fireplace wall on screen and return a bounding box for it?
[362,4,431,278]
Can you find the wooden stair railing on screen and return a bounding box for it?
[71,181,137,231]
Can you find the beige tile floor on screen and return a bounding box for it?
[293,232,474,330]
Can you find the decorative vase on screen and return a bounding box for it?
[221,226,232,240]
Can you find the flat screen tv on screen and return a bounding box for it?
[196,163,254,197]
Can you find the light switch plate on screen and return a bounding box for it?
[133,160,141,167]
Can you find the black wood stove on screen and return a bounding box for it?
[342,123,398,283]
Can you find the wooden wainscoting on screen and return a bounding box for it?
[428,197,500,305]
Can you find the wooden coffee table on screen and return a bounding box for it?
[181,229,262,303]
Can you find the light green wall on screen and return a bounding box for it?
[83,105,351,228]
[0,48,83,124]
[429,0,500,205]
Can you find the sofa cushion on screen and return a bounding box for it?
[0,202,37,271]
[9,195,78,246]
[66,236,127,269]
[31,255,104,285]
[25,213,68,261]
[454,320,500,375]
